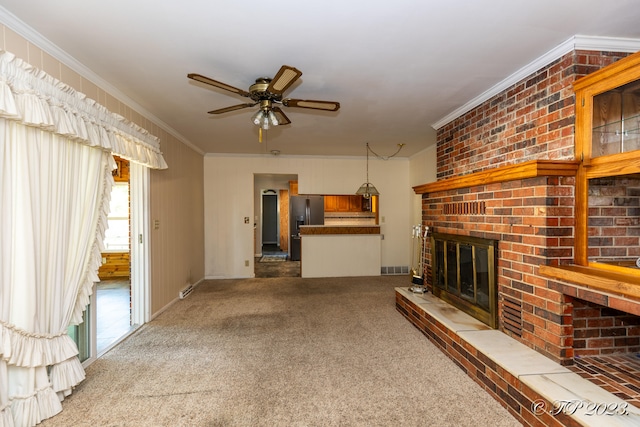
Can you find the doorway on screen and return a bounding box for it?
[254,174,300,278]
[97,157,134,353]
[70,157,150,364]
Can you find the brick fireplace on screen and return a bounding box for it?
[399,48,640,424]
[410,48,640,365]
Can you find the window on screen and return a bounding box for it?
[103,182,130,251]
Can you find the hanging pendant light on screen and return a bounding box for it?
[356,143,379,199]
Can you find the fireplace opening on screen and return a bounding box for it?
[431,233,498,328]
[573,298,640,357]
[568,298,640,406]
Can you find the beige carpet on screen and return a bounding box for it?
[42,275,520,426]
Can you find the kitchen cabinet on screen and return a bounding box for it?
[349,195,365,211]
[337,196,350,211]
[324,195,337,211]
[289,180,298,196]
[324,195,366,212]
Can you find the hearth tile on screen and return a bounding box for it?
[459,329,571,376]
[521,372,640,425]
[396,288,492,332]
[627,383,640,394]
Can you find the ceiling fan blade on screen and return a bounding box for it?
[283,99,340,111]
[271,107,291,125]
[267,65,302,95]
[188,73,251,98]
[207,103,256,114]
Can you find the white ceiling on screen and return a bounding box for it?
[1,0,640,158]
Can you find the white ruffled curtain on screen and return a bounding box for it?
[0,51,166,427]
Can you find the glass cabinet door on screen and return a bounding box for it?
[592,80,640,157]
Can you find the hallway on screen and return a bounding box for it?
[255,244,300,278]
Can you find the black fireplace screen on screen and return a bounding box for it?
[432,233,498,328]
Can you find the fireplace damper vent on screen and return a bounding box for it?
[431,233,498,328]
[502,296,523,337]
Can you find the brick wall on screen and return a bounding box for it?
[421,49,637,365]
[436,51,627,180]
[588,176,640,261]
[573,299,640,357]
[423,175,577,363]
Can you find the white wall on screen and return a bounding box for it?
[409,143,438,228]
[204,154,412,278]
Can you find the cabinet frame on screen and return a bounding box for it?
[573,51,640,274]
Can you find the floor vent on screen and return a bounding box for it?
[381,266,410,275]
[179,283,194,299]
[502,296,523,337]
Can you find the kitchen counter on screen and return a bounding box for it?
[298,225,381,278]
[299,225,380,235]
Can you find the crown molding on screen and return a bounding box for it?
[0,6,204,156]
[432,35,640,130]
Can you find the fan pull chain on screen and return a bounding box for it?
[259,127,263,143]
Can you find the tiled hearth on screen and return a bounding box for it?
[570,354,640,408]
[396,287,640,427]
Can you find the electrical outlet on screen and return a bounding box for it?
[245,260,249,266]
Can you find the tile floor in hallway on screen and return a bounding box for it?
[96,279,133,353]
[255,244,300,278]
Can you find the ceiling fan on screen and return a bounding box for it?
[188,65,340,141]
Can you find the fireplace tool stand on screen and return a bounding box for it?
[409,225,429,294]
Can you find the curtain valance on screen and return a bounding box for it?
[0,51,167,169]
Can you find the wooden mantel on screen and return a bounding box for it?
[413,159,579,195]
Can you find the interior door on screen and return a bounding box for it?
[262,193,278,245]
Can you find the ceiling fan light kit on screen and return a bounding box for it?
[188,65,340,142]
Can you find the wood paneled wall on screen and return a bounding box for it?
[98,252,130,279]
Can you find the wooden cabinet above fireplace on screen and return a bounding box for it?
[574,51,640,278]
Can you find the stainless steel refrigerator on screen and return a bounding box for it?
[290,195,324,261]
